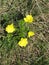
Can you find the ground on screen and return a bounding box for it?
[0,0,49,65]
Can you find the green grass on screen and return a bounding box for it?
[0,0,49,65]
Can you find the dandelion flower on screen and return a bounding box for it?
[28,31,35,37]
[24,15,34,23]
[5,23,15,33]
[18,38,28,47]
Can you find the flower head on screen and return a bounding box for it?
[18,38,28,47]
[24,15,34,23]
[28,31,35,37]
[5,23,15,33]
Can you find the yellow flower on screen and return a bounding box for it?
[24,15,34,23]
[5,23,15,33]
[18,38,28,47]
[28,31,35,37]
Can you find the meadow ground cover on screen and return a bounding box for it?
[0,0,49,65]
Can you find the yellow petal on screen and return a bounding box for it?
[24,18,28,22]
[24,15,34,23]
[5,23,15,33]
[18,38,28,47]
[28,31,35,37]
